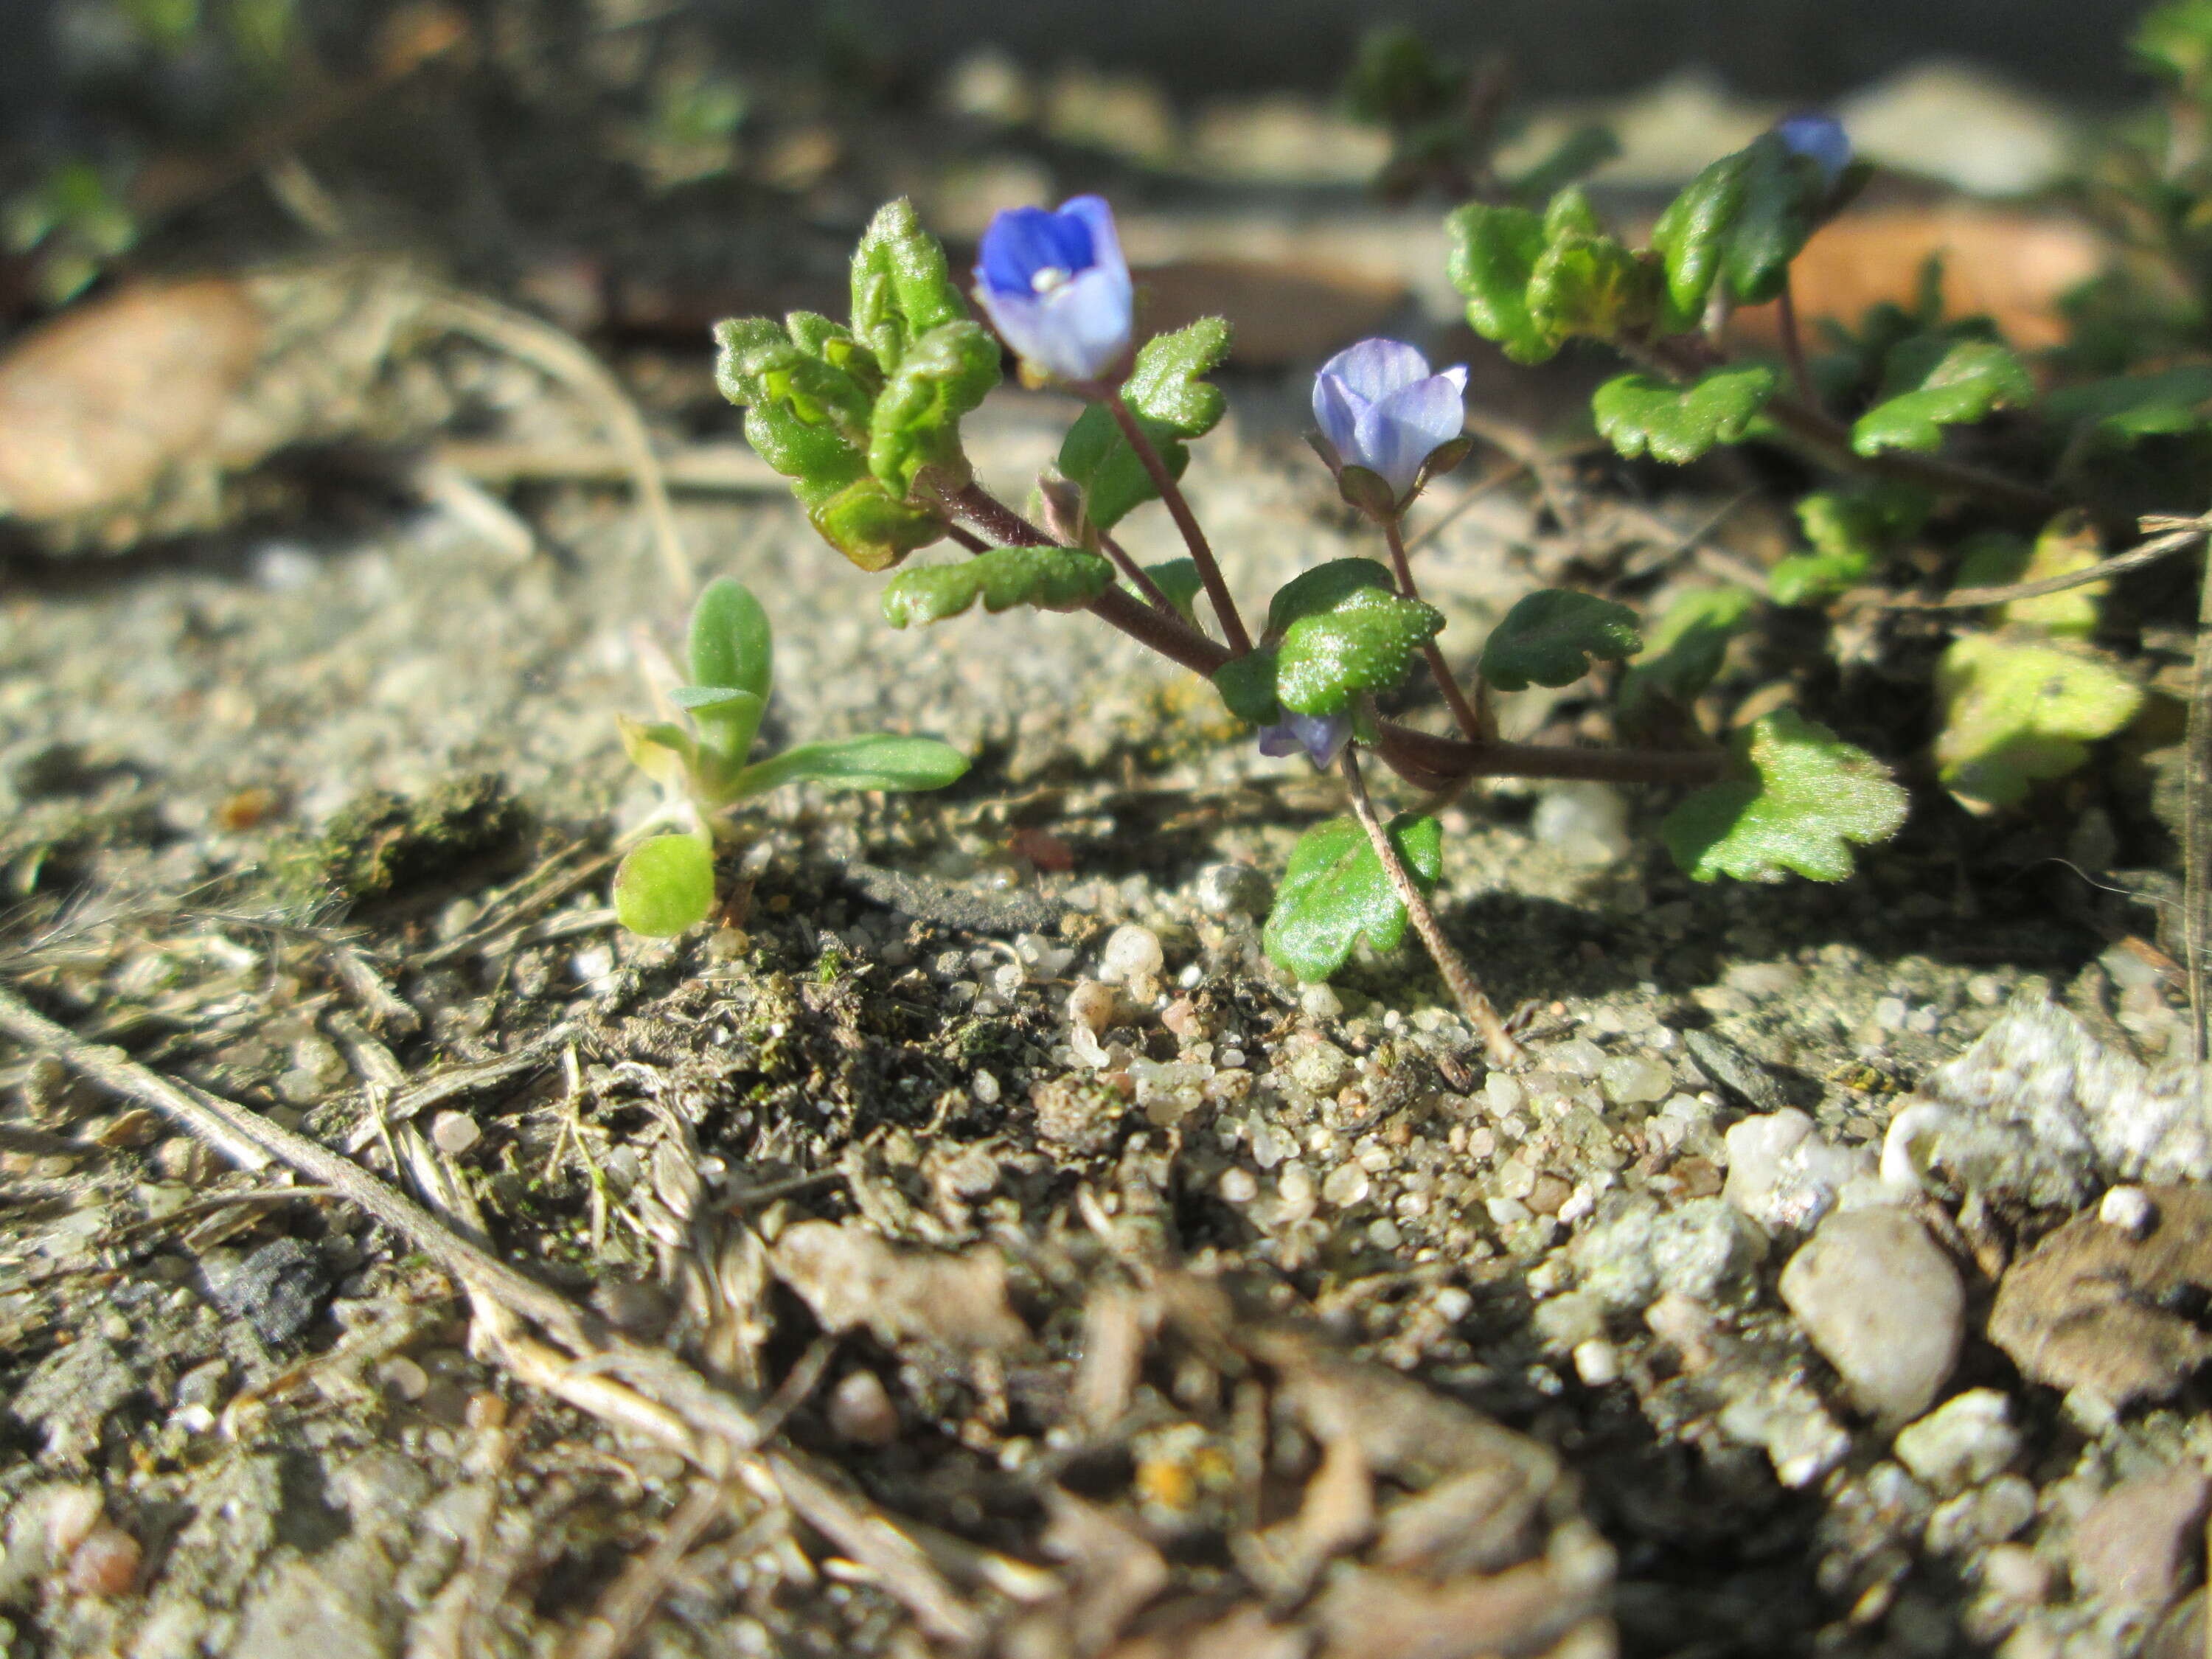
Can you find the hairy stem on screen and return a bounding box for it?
[1098,529,1180,616]
[1340,748,1523,1069]
[1382,515,1486,742]
[952,483,1730,790]
[1105,393,1253,653]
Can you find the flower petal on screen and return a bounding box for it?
[1312,371,1365,459]
[1259,712,1352,769]
[978,204,1096,297]
[1059,195,1129,289]
[1318,338,1430,404]
[1032,268,1133,380]
[1775,113,1851,187]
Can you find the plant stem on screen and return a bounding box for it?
[1774,274,1817,406]
[1104,393,1253,653]
[1339,747,1523,1069]
[2185,533,2212,1064]
[952,483,1730,790]
[1382,515,1486,742]
[1098,529,1180,616]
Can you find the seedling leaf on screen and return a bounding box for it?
[1263,813,1443,982]
[732,735,970,796]
[1478,589,1643,691]
[613,833,717,937]
[881,545,1116,626]
[1592,365,1777,462]
[1933,633,2145,810]
[1662,709,1908,882]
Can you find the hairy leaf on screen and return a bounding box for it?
[1478,589,1643,691]
[866,319,1000,495]
[1619,587,1756,714]
[849,197,966,375]
[1592,365,1776,462]
[1663,710,1908,882]
[1141,557,1204,622]
[1211,648,1281,726]
[1933,633,2145,810]
[1851,336,2034,455]
[1768,484,1931,605]
[801,473,950,572]
[1445,202,1559,364]
[614,833,717,937]
[1262,558,1444,716]
[1526,230,1655,341]
[1716,133,1831,306]
[881,545,1116,626]
[731,734,970,796]
[1262,813,1442,982]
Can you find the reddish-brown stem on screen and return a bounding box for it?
[1104,393,1252,654]
[1382,515,1486,743]
[1774,274,1817,407]
[951,484,1730,791]
[1098,529,1180,616]
[1340,746,1523,1069]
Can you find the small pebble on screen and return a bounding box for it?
[1298,984,1343,1021]
[1321,1163,1370,1208]
[1571,1338,1621,1387]
[2070,1468,2210,1611]
[1780,1206,1964,1422]
[971,1071,1002,1106]
[1066,980,1116,1036]
[375,1356,431,1402]
[1194,861,1271,917]
[430,1112,481,1155]
[1599,1054,1674,1106]
[2098,1184,2155,1238]
[1099,925,1164,984]
[1893,1389,2020,1492]
[66,1525,140,1597]
[1218,1168,1258,1203]
[827,1370,900,1447]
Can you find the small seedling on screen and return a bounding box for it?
[613,577,968,936]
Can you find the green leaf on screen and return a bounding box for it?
[1262,813,1443,982]
[1526,230,1655,342]
[684,577,773,762]
[1618,587,1756,715]
[880,545,1116,626]
[1651,147,1750,330]
[733,734,969,796]
[801,474,950,572]
[1445,202,1559,365]
[849,197,966,375]
[1543,185,1603,240]
[1592,365,1777,463]
[866,319,1001,496]
[1952,512,2107,637]
[1767,484,1932,605]
[1478,589,1643,692]
[1933,633,2145,810]
[1851,336,2034,456]
[1054,319,1231,530]
[1767,551,1871,607]
[617,714,695,792]
[667,684,767,718]
[1141,558,1204,622]
[1715,133,1831,307]
[2044,366,2212,445]
[1211,649,1281,725]
[614,834,717,937]
[1662,709,1908,883]
[1262,558,1445,716]
[2135,1,2212,83]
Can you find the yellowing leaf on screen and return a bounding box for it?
[1933,633,2144,810]
[1662,710,1908,882]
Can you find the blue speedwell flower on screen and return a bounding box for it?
[1312,338,1469,502]
[1258,711,1352,771]
[1774,113,1851,189]
[972,196,1133,384]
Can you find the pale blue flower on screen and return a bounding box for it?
[1312,338,1469,501]
[1775,113,1851,189]
[972,196,1133,384]
[1258,711,1352,771]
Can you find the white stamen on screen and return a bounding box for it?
[1030,265,1071,294]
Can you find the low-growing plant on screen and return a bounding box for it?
[696,26,2210,1062]
[611,575,968,936]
